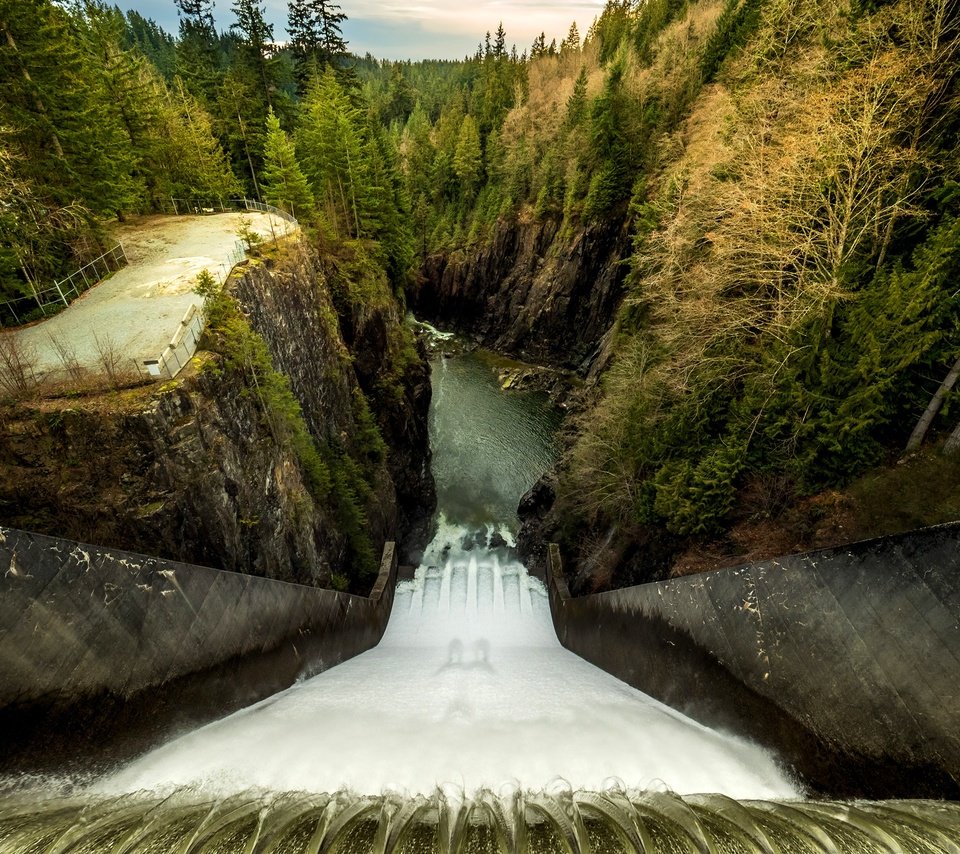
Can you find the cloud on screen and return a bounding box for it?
[118,0,605,61]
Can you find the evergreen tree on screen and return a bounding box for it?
[123,10,177,78]
[530,32,546,58]
[566,66,589,127]
[261,107,314,217]
[287,0,347,83]
[453,114,482,197]
[162,76,242,198]
[214,64,267,197]
[174,0,221,101]
[561,21,580,56]
[493,23,506,59]
[231,0,282,109]
[296,67,369,237]
[1,0,138,216]
[383,65,415,126]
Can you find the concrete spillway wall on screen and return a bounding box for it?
[547,523,960,799]
[0,526,397,774]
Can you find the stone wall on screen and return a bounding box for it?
[0,526,397,775]
[547,524,960,799]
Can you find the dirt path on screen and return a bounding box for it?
[7,212,294,379]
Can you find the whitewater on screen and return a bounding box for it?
[96,351,798,801]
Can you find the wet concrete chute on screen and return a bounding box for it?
[2,329,960,850]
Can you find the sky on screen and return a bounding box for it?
[120,0,607,61]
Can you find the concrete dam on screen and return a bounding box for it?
[1,349,959,851]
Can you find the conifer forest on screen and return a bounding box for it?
[1,0,959,586]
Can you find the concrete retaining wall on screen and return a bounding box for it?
[547,523,960,799]
[0,526,397,774]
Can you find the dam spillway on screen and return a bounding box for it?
[95,524,795,799]
[94,349,793,798]
[2,345,960,849]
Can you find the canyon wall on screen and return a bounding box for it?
[414,217,630,371]
[0,239,434,588]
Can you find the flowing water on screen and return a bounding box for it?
[3,345,960,850]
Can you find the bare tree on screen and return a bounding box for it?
[93,332,130,389]
[904,355,960,454]
[48,331,85,383]
[0,332,37,397]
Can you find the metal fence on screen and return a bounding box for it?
[155,197,299,228]
[143,303,206,380]
[242,198,298,226]
[155,198,241,216]
[0,244,128,328]
[142,239,246,380]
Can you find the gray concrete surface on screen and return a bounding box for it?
[0,526,395,774]
[5,213,294,379]
[547,525,960,798]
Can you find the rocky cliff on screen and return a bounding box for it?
[0,360,347,585]
[232,242,435,563]
[413,216,630,371]
[0,238,434,589]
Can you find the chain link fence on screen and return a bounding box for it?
[0,244,128,329]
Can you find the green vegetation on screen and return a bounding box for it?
[356,0,960,566]
[550,0,958,562]
[0,0,410,310]
[5,0,959,577]
[196,269,381,586]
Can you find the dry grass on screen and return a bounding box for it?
[0,332,38,398]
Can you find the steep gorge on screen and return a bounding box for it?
[0,237,434,590]
[414,216,630,370]
[407,0,960,595]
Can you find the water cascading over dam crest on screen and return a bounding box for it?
[3,342,960,851]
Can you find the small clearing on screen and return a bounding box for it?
[6,212,293,379]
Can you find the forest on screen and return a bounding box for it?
[2,0,959,583]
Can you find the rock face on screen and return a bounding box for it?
[0,362,340,586]
[414,216,630,370]
[232,244,435,561]
[0,241,434,587]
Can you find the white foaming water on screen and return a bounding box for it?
[98,518,798,800]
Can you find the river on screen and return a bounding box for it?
[3,346,958,850]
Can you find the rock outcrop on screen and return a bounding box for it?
[414,216,630,371]
[0,239,435,588]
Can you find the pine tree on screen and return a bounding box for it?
[453,114,482,198]
[1,0,139,216]
[296,67,368,237]
[123,11,177,79]
[530,32,546,58]
[561,21,581,55]
[286,0,347,84]
[383,65,415,126]
[174,0,220,101]
[214,65,267,197]
[566,66,589,127]
[162,76,241,198]
[231,0,281,108]
[493,23,506,59]
[261,107,314,217]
